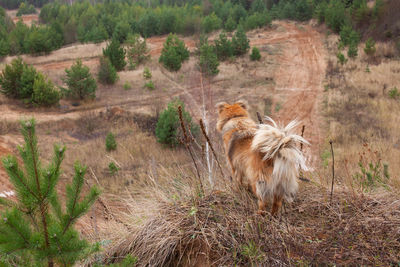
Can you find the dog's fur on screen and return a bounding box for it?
[216,100,309,216]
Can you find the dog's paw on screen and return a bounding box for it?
[257,210,267,216]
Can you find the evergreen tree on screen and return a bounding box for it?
[250,46,261,61]
[63,60,97,100]
[0,119,100,266]
[112,21,131,44]
[103,39,126,71]
[232,26,250,56]
[159,34,189,71]
[224,15,237,32]
[202,12,222,33]
[215,32,234,61]
[98,57,118,85]
[198,39,219,76]
[364,37,376,56]
[126,34,150,70]
[155,99,198,147]
[31,73,60,106]
[0,57,27,98]
[105,132,117,151]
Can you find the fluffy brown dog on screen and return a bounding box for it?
[216,100,309,216]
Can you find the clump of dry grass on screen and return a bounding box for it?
[96,180,400,266]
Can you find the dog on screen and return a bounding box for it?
[216,100,309,216]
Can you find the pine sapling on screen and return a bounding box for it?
[0,118,100,266]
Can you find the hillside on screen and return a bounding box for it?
[0,0,399,266]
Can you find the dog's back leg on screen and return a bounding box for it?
[271,194,283,217]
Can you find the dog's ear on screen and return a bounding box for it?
[236,99,248,110]
[216,102,227,113]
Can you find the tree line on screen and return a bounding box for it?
[1,0,383,57]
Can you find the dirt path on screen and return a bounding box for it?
[271,22,326,164]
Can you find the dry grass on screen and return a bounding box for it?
[90,173,400,266]
[323,34,400,191]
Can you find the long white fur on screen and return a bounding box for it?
[252,116,309,202]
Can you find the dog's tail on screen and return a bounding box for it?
[251,117,309,202]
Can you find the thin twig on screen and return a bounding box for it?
[178,106,204,195]
[199,119,225,178]
[298,125,310,182]
[329,140,335,204]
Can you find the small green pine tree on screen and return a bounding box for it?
[337,51,347,65]
[103,39,126,71]
[143,67,152,80]
[98,57,118,85]
[347,43,358,58]
[108,162,120,176]
[31,73,60,107]
[364,37,376,56]
[250,47,261,61]
[126,34,150,70]
[105,132,117,151]
[214,32,234,61]
[198,39,219,76]
[155,99,198,147]
[63,60,97,100]
[232,26,250,56]
[0,119,100,266]
[159,34,189,71]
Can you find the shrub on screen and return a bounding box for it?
[250,47,261,61]
[143,67,152,80]
[144,80,155,90]
[198,39,219,76]
[232,26,250,56]
[0,38,10,57]
[364,37,376,56]
[325,0,348,33]
[159,34,189,72]
[105,132,117,151]
[339,25,359,47]
[63,60,97,100]
[388,87,399,99]
[215,32,234,61]
[155,98,198,147]
[108,162,120,175]
[123,81,132,90]
[0,119,100,266]
[31,72,60,106]
[347,43,358,58]
[337,52,347,65]
[126,34,150,70]
[112,21,131,44]
[103,38,126,71]
[243,12,271,31]
[98,56,118,85]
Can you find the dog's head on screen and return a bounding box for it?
[216,100,249,131]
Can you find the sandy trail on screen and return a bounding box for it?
[272,22,326,164]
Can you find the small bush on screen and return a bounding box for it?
[337,52,347,65]
[388,87,399,99]
[105,132,117,151]
[144,80,155,90]
[108,162,120,176]
[63,60,97,100]
[202,12,222,33]
[143,67,152,80]
[364,38,376,56]
[126,34,150,70]
[250,47,261,61]
[347,43,358,58]
[123,81,132,90]
[159,34,189,71]
[0,58,28,99]
[155,98,198,147]
[31,72,60,106]
[98,56,118,85]
[103,38,126,71]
